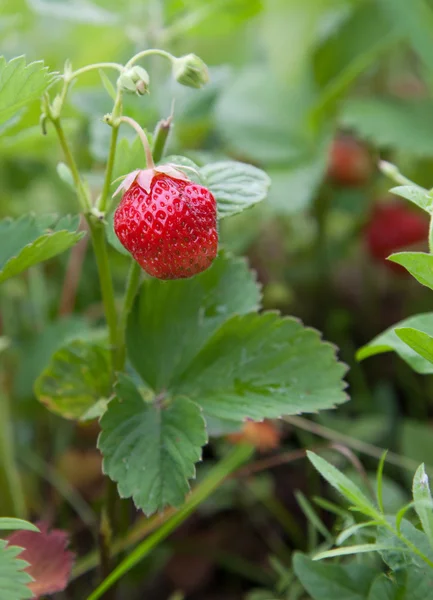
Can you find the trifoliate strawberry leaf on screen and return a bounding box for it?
[0,214,85,284]
[8,523,74,598]
[0,540,33,600]
[99,374,207,515]
[34,340,111,420]
[201,161,271,218]
[357,313,433,374]
[0,56,58,125]
[175,313,348,423]
[127,252,261,391]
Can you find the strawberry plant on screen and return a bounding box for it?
[0,48,347,598]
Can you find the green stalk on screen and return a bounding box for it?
[115,261,141,370]
[88,222,118,364]
[52,120,92,213]
[0,390,26,518]
[86,444,253,600]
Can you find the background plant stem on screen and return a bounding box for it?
[86,444,254,600]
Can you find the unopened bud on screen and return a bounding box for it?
[172,54,209,89]
[117,66,150,95]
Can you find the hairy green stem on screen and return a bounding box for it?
[97,92,123,213]
[119,116,154,168]
[88,222,118,362]
[68,62,123,81]
[115,261,141,370]
[0,389,26,518]
[125,48,174,69]
[87,444,254,600]
[52,120,92,213]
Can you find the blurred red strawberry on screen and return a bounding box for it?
[365,202,429,272]
[327,136,372,186]
[227,420,281,452]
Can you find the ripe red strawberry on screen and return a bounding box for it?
[327,136,372,186]
[114,165,218,279]
[365,202,429,271]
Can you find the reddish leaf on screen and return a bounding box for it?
[8,522,74,598]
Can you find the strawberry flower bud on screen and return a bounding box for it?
[172,54,209,89]
[117,66,150,95]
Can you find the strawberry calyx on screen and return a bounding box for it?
[113,164,191,197]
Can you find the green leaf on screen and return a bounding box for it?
[295,490,332,541]
[312,2,400,118]
[34,340,111,420]
[14,317,88,400]
[99,374,207,515]
[159,155,205,185]
[0,539,33,599]
[111,136,148,184]
[377,0,433,79]
[215,66,316,164]
[314,543,400,561]
[401,420,433,480]
[376,451,388,514]
[99,69,116,101]
[395,327,433,366]
[388,252,433,291]
[127,252,261,391]
[413,464,433,550]
[341,97,433,157]
[357,313,433,374]
[266,137,330,215]
[0,56,57,125]
[176,313,348,423]
[293,552,379,600]
[201,161,271,219]
[0,519,38,533]
[307,452,378,517]
[28,0,117,24]
[368,567,433,600]
[389,186,432,213]
[0,214,84,284]
[377,518,433,571]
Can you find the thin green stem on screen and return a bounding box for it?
[383,521,433,569]
[125,49,174,69]
[52,120,92,213]
[115,261,141,371]
[429,217,433,254]
[119,116,154,168]
[0,388,26,518]
[88,222,118,366]
[97,89,123,213]
[67,62,123,81]
[87,444,253,600]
